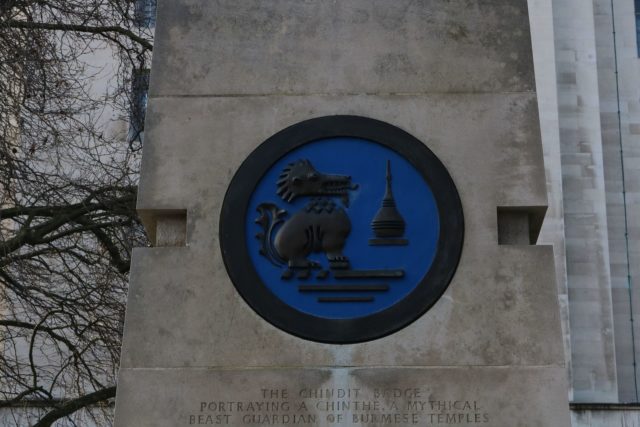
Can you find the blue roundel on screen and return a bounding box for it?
[220,115,463,343]
[245,137,440,320]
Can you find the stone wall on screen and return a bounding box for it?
[531,0,640,409]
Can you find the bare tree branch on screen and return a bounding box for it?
[31,386,117,427]
[0,1,153,425]
[4,19,153,51]
[0,320,79,357]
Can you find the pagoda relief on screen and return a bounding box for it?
[369,161,408,246]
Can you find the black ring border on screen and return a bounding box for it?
[219,115,464,344]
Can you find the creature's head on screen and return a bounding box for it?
[276,159,357,205]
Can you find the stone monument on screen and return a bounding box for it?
[114,1,571,425]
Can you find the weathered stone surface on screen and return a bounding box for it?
[121,242,562,369]
[548,0,619,403]
[571,408,640,427]
[137,94,547,216]
[115,367,570,427]
[150,0,535,96]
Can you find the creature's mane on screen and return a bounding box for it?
[276,160,311,202]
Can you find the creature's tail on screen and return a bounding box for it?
[255,203,287,267]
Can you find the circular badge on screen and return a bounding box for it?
[220,116,463,343]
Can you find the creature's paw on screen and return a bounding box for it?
[297,270,311,280]
[329,257,350,270]
[316,270,329,280]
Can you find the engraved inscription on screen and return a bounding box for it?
[187,387,490,425]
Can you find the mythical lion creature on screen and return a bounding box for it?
[255,159,357,279]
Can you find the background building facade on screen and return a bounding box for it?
[531,0,640,424]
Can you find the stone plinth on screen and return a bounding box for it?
[114,1,570,425]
